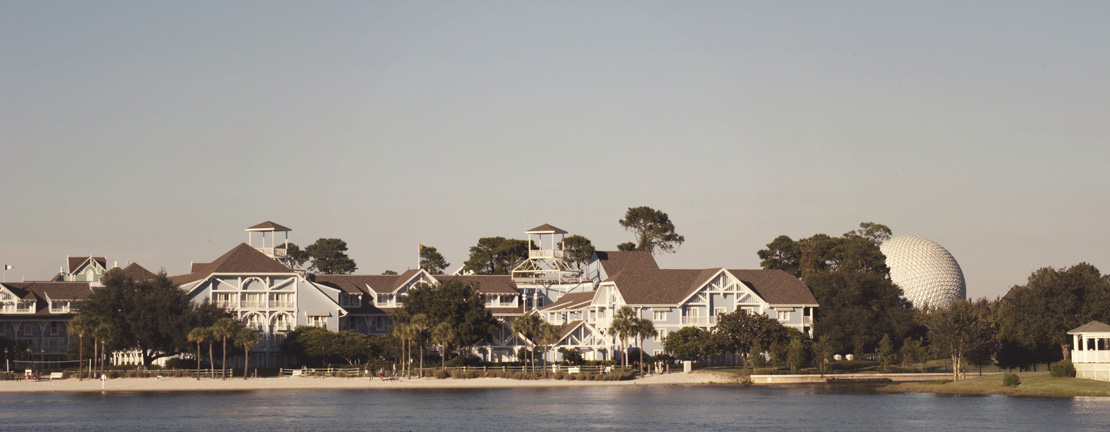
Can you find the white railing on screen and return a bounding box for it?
[241,301,266,308]
[681,316,717,326]
[528,250,565,260]
[268,301,295,309]
[1073,350,1110,363]
[215,301,235,309]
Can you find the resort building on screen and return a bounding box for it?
[536,250,818,362]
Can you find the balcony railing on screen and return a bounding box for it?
[268,301,295,309]
[528,250,565,260]
[681,316,717,326]
[1072,350,1110,363]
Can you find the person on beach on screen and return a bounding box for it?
[379,368,385,380]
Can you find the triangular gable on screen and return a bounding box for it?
[592,282,627,308]
[390,269,434,294]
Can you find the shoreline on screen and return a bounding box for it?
[0,370,741,393]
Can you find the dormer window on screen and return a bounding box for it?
[339,293,361,308]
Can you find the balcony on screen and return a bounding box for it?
[1,301,37,314]
[1073,350,1110,363]
[528,250,565,260]
[681,316,717,326]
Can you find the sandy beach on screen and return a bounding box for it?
[0,370,740,393]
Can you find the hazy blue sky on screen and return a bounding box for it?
[2,1,1108,299]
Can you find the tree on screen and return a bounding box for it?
[619,206,685,254]
[187,327,208,379]
[712,310,790,367]
[68,314,91,380]
[236,326,258,379]
[536,322,560,375]
[610,306,638,368]
[210,318,240,379]
[420,245,450,275]
[878,334,895,371]
[305,238,358,274]
[926,300,997,381]
[561,235,596,269]
[664,327,710,361]
[431,322,456,370]
[75,268,228,368]
[633,318,656,373]
[616,242,637,252]
[995,263,1110,364]
[813,339,834,375]
[462,237,532,275]
[748,343,766,370]
[391,322,415,377]
[757,224,915,355]
[395,280,500,351]
[756,235,802,278]
[900,337,926,372]
[382,270,398,275]
[786,336,810,372]
[511,313,542,370]
[277,242,310,268]
[409,314,430,377]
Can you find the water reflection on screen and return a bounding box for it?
[3,385,1110,431]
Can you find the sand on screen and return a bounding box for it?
[0,370,740,393]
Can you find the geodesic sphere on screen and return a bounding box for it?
[880,236,966,308]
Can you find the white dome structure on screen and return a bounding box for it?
[880,236,966,308]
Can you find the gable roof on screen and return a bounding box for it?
[727,269,819,305]
[1069,321,1110,334]
[121,263,157,281]
[556,320,585,343]
[539,291,596,312]
[171,243,294,285]
[609,268,720,305]
[313,274,386,295]
[191,263,209,273]
[434,275,519,295]
[594,251,659,279]
[246,221,291,232]
[526,224,568,234]
[68,256,106,273]
[0,281,92,315]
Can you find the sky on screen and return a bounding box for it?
[2,1,1108,299]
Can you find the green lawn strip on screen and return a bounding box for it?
[880,372,1110,397]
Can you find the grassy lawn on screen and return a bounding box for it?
[881,372,1110,398]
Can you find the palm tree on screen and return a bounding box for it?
[211,318,238,380]
[236,327,258,380]
[69,315,91,380]
[610,306,638,369]
[536,322,560,377]
[431,322,456,370]
[390,322,414,378]
[410,314,430,378]
[511,314,541,371]
[633,318,656,374]
[91,322,112,378]
[187,327,208,380]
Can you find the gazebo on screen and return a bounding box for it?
[1068,321,1110,381]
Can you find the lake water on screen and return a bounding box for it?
[2,385,1109,431]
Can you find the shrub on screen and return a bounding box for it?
[434,369,451,379]
[1051,360,1076,378]
[1003,373,1021,387]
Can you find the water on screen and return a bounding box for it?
[2,385,1109,431]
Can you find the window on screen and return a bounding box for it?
[656,329,667,341]
[714,307,726,316]
[309,316,327,328]
[653,310,667,321]
[339,293,361,307]
[23,325,33,337]
[49,322,61,336]
[269,293,293,308]
[777,310,790,320]
[377,293,395,305]
[272,314,293,332]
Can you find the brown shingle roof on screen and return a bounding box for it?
[191,263,209,273]
[727,269,819,305]
[68,256,106,273]
[246,221,291,231]
[610,268,719,305]
[434,275,519,295]
[539,291,596,312]
[556,320,585,343]
[595,251,659,280]
[0,282,92,316]
[121,263,157,281]
[170,243,294,285]
[526,224,568,234]
[313,275,386,294]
